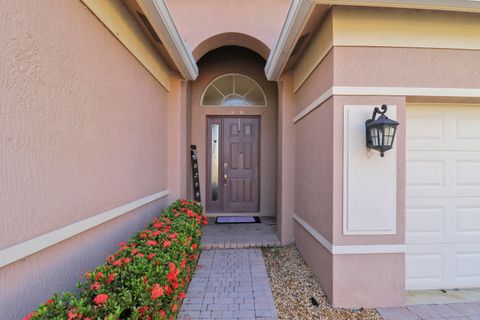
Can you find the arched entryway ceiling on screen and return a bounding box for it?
[193,32,270,62]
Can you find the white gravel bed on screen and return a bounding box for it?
[262,245,383,320]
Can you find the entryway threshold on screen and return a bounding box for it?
[201,217,281,249]
[406,288,480,305]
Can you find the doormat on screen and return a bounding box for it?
[215,216,261,224]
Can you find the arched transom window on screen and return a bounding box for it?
[201,73,267,107]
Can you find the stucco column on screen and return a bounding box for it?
[277,74,295,244]
[330,95,406,308]
[167,77,189,201]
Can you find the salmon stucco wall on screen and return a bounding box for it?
[334,47,480,88]
[291,19,407,305]
[166,0,290,59]
[292,49,336,300]
[0,0,171,316]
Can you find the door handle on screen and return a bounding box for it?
[224,173,228,186]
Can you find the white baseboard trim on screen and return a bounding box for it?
[293,86,480,123]
[293,213,405,254]
[0,190,169,268]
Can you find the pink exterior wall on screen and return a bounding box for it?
[291,33,408,306]
[294,49,334,113]
[294,98,335,242]
[0,0,171,316]
[0,201,166,319]
[332,253,405,308]
[276,74,296,244]
[189,47,278,216]
[334,46,480,88]
[166,0,290,57]
[167,77,189,200]
[294,222,333,299]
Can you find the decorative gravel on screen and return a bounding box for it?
[262,244,383,320]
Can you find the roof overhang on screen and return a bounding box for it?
[265,0,480,81]
[265,0,316,81]
[137,0,198,80]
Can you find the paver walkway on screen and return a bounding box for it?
[179,249,278,320]
[378,302,480,320]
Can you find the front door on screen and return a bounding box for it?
[206,116,260,212]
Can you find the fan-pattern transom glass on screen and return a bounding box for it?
[201,73,267,107]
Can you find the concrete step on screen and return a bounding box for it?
[201,242,281,250]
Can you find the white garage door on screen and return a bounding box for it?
[406,104,480,291]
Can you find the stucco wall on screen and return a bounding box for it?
[334,46,480,88]
[0,0,170,316]
[166,0,290,58]
[189,47,278,216]
[294,98,335,242]
[294,50,334,114]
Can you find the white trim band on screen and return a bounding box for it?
[293,213,405,254]
[293,86,480,123]
[333,86,480,98]
[0,190,169,268]
[293,87,333,123]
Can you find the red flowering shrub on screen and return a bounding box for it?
[24,199,206,320]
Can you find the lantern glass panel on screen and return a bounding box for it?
[384,124,396,147]
[378,126,384,147]
[370,127,379,147]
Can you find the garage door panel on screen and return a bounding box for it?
[407,160,444,187]
[406,108,446,149]
[407,198,480,244]
[456,117,480,140]
[406,204,446,242]
[456,160,480,186]
[406,248,446,290]
[406,252,443,279]
[406,244,480,290]
[455,206,480,236]
[407,105,480,151]
[455,253,480,280]
[406,104,480,291]
[407,152,480,198]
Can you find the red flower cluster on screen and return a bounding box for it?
[24,199,205,320]
[93,293,109,305]
[151,283,164,299]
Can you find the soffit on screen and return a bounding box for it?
[122,0,179,75]
[283,5,331,73]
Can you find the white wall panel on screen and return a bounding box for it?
[343,105,397,235]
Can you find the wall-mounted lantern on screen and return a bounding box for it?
[365,105,399,157]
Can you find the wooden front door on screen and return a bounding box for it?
[206,116,260,212]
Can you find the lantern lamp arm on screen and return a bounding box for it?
[371,104,388,120]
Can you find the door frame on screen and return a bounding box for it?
[205,115,261,213]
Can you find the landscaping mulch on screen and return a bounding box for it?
[262,244,383,320]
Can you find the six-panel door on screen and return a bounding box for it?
[206,117,260,213]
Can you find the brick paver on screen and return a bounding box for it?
[179,249,278,320]
[379,302,480,320]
